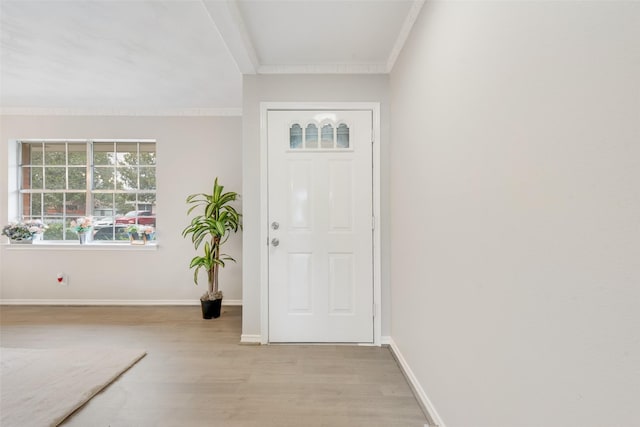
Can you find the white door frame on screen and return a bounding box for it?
[260,102,381,346]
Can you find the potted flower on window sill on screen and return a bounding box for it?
[70,216,93,244]
[182,178,241,319]
[2,220,48,244]
[126,224,155,245]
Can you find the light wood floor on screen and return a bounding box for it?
[0,305,428,427]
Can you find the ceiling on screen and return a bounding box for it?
[0,0,423,114]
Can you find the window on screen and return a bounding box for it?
[305,123,319,149]
[289,124,302,149]
[289,122,350,150]
[18,140,156,242]
[337,124,350,148]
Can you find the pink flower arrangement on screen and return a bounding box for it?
[126,224,155,240]
[70,216,93,233]
[138,225,155,236]
[2,220,48,241]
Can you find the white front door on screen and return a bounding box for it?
[267,110,374,343]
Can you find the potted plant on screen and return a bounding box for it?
[2,220,48,243]
[126,224,155,244]
[182,178,241,319]
[70,216,93,244]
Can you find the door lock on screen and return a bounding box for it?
[271,238,280,247]
[271,221,279,230]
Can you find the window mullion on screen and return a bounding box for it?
[62,192,67,240]
[87,141,93,218]
[17,143,23,219]
[42,143,47,204]
[136,142,140,225]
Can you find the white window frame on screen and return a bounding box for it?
[7,139,158,248]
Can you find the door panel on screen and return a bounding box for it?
[328,160,353,231]
[268,110,373,343]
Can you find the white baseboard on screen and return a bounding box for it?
[0,299,243,306]
[240,334,262,344]
[387,337,446,427]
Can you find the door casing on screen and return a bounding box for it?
[259,102,382,345]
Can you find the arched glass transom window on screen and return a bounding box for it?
[305,124,318,149]
[337,124,350,148]
[289,124,302,149]
[321,124,334,149]
[288,122,350,150]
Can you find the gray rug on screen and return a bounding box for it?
[1,347,146,427]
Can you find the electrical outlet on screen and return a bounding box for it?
[56,273,67,286]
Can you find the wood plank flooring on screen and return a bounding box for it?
[0,305,428,427]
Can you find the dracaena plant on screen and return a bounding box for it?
[182,178,241,301]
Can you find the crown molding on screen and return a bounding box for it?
[386,0,426,73]
[257,63,388,75]
[0,107,242,117]
[201,0,259,74]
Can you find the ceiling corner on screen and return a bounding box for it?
[201,0,259,74]
[257,64,389,75]
[386,0,425,73]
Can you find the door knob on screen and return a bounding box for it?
[271,238,280,247]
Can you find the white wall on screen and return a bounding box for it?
[390,2,640,426]
[242,74,391,338]
[0,115,243,303]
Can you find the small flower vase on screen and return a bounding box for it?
[78,232,88,245]
[129,232,147,245]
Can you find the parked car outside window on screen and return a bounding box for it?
[92,225,129,241]
[115,210,156,226]
[93,216,114,228]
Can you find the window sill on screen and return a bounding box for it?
[3,241,159,251]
